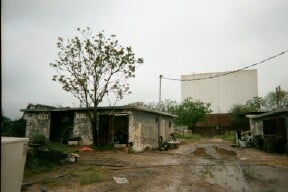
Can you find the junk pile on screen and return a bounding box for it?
[159,133,180,151]
[26,142,80,167]
[236,131,252,148]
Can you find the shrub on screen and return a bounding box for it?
[31,134,48,145]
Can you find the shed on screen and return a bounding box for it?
[21,104,176,152]
[246,108,288,152]
[193,113,233,137]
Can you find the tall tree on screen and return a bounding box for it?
[246,96,265,112]
[229,104,255,130]
[264,89,288,111]
[145,99,178,113]
[170,98,212,131]
[50,27,143,144]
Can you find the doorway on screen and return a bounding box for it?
[98,114,129,145]
[114,115,129,144]
[50,111,74,144]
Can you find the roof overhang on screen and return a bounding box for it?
[21,105,177,118]
[246,108,288,120]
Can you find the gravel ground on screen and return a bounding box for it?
[23,139,288,192]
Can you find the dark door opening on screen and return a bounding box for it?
[99,115,113,145]
[50,111,74,144]
[98,114,129,145]
[114,115,129,144]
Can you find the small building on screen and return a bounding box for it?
[246,108,288,152]
[21,104,176,152]
[192,113,233,137]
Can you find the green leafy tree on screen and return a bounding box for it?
[229,104,255,130]
[146,99,178,113]
[170,98,212,131]
[264,89,288,110]
[50,27,143,144]
[246,96,265,112]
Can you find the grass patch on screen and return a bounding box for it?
[79,172,102,185]
[175,132,201,143]
[31,167,106,188]
[42,174,74,187]
[74,167,106,185]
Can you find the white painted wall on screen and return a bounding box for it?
[181,70,258,113]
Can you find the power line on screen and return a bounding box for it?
[162,50,288,82]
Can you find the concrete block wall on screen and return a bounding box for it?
[73,112,93,145]
[131,111,158,151]
[130,111,174,152]
[25,112,50,140]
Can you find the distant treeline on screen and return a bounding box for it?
[1,116,26,137]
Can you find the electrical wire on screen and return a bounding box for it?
[162,50,288,81]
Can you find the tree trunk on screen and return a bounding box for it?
[91,110,99,145]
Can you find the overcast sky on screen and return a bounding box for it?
[2,0,288,119]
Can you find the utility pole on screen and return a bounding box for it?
[158,74,163,149]
[159,75,163,105]
[276,85,281,108]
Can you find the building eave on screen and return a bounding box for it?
[20,105,177,118]
[246,108,288,120]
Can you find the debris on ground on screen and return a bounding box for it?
[113,176,129,184]
[81,147,93,151]
[66,153,80,163]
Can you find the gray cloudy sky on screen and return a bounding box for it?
[2,0,288,119]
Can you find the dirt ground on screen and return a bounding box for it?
[23,139,288,192]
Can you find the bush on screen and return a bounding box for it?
[25,140,72,172]
[31,134,48,145]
